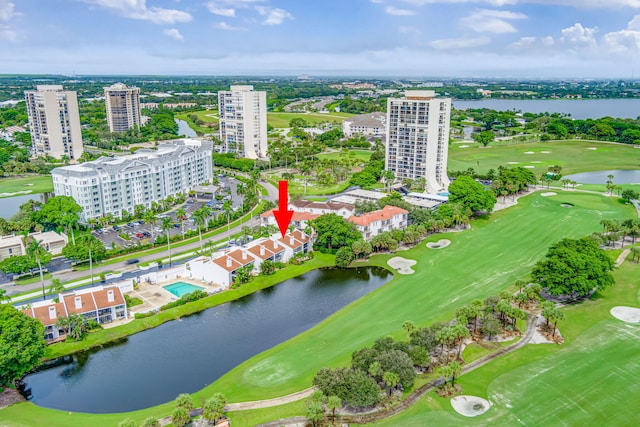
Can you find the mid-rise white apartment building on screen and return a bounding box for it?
[24,85,84,160]
[104,83,141,133]
[342,112,386,137]
[218,85,267,159]
[51,139,213,222]
[385,90,451,193]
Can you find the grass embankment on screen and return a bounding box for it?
[0,175,53,196]
[367,258,640,426]
[448,140,640,176]
[43,253,334,360]
[316,149,373,163]
[208,192,633,402]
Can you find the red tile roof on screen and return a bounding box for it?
[63,292,98,315]
[260,209,320,221]
[348,205,409,227]
[23,302,67,326]
[92,286,125,309]
[213,248,255,272]
[278,229,311,249]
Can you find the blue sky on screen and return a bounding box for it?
[2,0,640,77]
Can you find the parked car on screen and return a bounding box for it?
[138,220,145,225]
[127,222,137,227]
[125,258,139,265]
[173,223,180,228]
[113,225,120,231]
[135,233,144,238]
[143,231,151,237]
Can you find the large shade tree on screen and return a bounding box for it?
[448,175,497,214]
[310,214,362,252]
[532,237,614,297]
[0,304,45,386]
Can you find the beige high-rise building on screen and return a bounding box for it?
[218,85,267,159]
[385,90,451,193]
[104,83,141,133]
[24,85,84,160]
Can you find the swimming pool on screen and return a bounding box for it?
[163,282,205,298]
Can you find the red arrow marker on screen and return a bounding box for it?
[273,180,294,238]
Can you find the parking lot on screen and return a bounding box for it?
[92,176,244,250]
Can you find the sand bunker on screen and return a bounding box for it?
[451,396,492,417]
[459,145,469,148]
[531,161,541,163]
[610,306,640,323]
[540,192,557,197]
[523,165,535,169]
[541,151,552,154]
[427,239,451,249]
[587,147,597,150]
[387,257,417,275]
[507,161,520,164]
[524,151,535,154]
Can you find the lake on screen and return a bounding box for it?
[21,267,392,413]
[175,119,197,137]
[0,193,45,219]
[563,170,640,184]
[453,99,640,120]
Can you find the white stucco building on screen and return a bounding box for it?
[342,112,386,137]
[385,90,451,193]
[51,139,213,222]
[348,205,409,241]
[218,85,267,159]
[24,85,84,160]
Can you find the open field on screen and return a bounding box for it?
[0,175,53,197]
[316,149,374,162]
[366,259,640,426]
[267,111,354,128]
[208,191,634,401]
[448,140,640,176]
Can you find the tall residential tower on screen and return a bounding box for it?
[104,83,141,133]
[385,90,451,193]
[218,85,267,159]
[24,85,84,160]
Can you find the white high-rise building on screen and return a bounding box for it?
[218,85,267,159]
[104,83,141,133]
[52,139,213,222]
[385,90,451,193]
[24,85,84,160]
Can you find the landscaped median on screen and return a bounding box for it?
[43,253,335,360]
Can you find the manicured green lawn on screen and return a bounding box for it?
[448,140,640,176]
[366,260,640,426]
[316,149,373,163]
[2,192,634,427]
[267,112,354,128]
[209,192,633,401]
[0,175,53,197]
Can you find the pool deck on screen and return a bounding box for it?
[127,278,224,315]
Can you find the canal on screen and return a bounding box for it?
[21,267,392,413]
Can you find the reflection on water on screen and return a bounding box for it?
[22,267,392,413]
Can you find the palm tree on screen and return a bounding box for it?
[27,238,49,300]
[192,206,211,252]
[175,207,187,240]
[382,371,400,396]
[402,320,415,339]
[161,217,173,267]
[202,393,227,424]
[61,212,79,245]
[326,395,341,426]
[144,211,158,245]
[222,200,233,243]
[48,278,65,296]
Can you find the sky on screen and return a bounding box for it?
[2,0,640,78]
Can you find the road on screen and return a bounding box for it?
[1,179,278,298]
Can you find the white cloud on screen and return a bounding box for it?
[429,36,491,49]
[81,0,192,24]
[560,23,598,46]
[0,1,16,22]
[386,6,415,15]
[0,23,17,41]
[460,9,526,33]
[400,0,640,8]
[163,28,183,41]
[255,6,293,25]
[205,3,235,17]
[213,21,247,31]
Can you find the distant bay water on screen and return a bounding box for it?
[452,99,640,120]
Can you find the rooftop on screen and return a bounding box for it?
[348,205,409,227]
